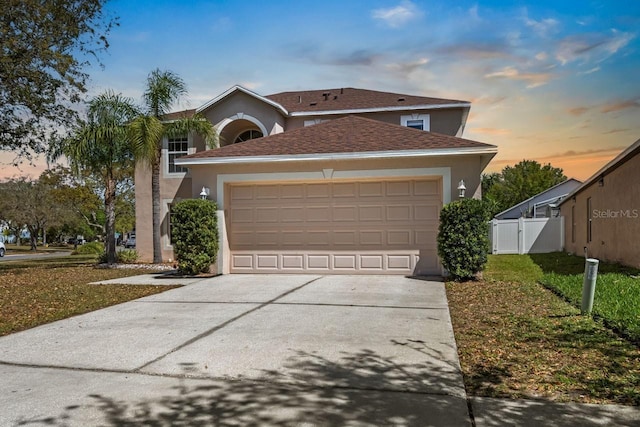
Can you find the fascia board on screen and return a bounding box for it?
[558,138,640,206]
[176,146,498,166]
[288,103,471,117]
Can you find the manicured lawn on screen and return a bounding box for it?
[3,243,72,254]
[447,254,640,405]
[531,252,640,344]
[0,256,177,336]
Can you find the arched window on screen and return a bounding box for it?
[234,129,263,143]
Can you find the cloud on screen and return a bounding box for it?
[240,81,262,90]
[330,49,380,66]
[287,45,380,67]
[602,128,630,135]
[470,96,507,106]
[435,43,512,60]
[524,16,559,36]
[567,107,590,116]
[555,147,628,157]
[579,66,600,75]
[600,98,640,113]
[484,66,554,88]
[471,127,511,136]
[535,52,548,61]
[385,58,429,76]
[555,31,634,65]
[372,1,422,28]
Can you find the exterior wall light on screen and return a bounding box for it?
[457,180,466,198]
[199,186,210,200]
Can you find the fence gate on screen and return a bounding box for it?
[489,217,564,255]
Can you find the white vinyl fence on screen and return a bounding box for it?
[489,217,564,255]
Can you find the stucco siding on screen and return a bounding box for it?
[188,155,482,207]
[134,161,193,263]
[201,91,285,140]
[284,108,467,136]
[561,154,640,268]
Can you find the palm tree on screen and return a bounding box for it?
[53,91,140,264]
[130,69,215,263]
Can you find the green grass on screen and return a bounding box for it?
[0,254,100,270]
[484,254,543,285]
[531,253,640,344]
[447,253,640,405]
[0,256,177,336]
[3,243,72,253]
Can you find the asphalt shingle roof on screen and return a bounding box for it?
[182,115,494,160]
[266,87,468,113]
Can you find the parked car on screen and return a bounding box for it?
[124,237,136,249]
[0,239,5,257]
[67,236,86,246]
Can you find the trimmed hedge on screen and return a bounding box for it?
[116,249,138,264]
[437,198,491,280]
[171,199,219,275]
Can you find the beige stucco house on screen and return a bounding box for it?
[560,138,640,268]
[134,85,497,275]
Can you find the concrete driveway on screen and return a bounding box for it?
[0,274,470,426]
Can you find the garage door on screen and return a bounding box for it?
[227,179,441,275]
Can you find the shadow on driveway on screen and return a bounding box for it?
[13,346,469,426]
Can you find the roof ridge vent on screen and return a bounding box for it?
[322,92,330,101]
[398,97,405,102]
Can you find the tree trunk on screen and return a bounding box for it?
[152,148,162,263]
[105,176,117,265]
[28,226,38,251]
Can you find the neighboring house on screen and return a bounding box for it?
[135,85,497,275]
[560,138,640,268]
[494,178,582,220]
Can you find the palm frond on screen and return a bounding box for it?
[165,114,218,149]
[143,68,187,117]
[129,115,165,165]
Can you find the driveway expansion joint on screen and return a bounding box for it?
[134,300,447,311]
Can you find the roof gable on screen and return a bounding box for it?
[266,87,469,115]
[178,115,495,163]
[196,85,289,116]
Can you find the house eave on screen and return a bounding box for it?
[558,138,640,206]
[176,146,498,166]
[289,103,471,117]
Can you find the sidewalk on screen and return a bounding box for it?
[472,397,640,426]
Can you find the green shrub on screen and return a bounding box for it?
[117,249,138,264]
[72,241,104,255]
[437,198,491,280]
[172,199,218,275]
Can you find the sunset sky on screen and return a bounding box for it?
[3,0,639,181]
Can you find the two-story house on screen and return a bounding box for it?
[134,85,497,276]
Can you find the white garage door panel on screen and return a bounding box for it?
[231,251,421,273]
[228,180,441,274]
